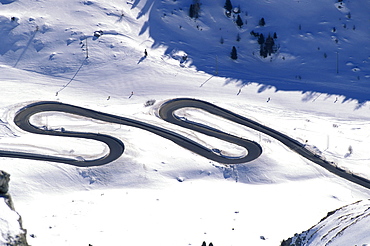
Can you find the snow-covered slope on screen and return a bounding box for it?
[0,0,369,245]
[1,0,369,102]
[147,0,370,102]
[281,199,370,246]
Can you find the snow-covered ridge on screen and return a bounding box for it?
[281,199,370,246]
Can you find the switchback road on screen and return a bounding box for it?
[1,98,370,189]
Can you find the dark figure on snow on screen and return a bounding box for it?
[144,49,148,57]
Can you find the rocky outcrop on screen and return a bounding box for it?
[0,171,10,194]
[0,170,29,246]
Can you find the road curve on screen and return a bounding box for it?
[2,99,261,167]
[162,99,370,190]
[11,102,125,167]
[1,98,370,190]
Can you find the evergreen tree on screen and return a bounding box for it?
[250,30,259,37]
[224,0,232,12]
[259,17,266,26]
[189,0,201,19]
[273,32,277,39]
[259,46,266,57]
[189,4,195,18]
[201,241,206,246]
[209,243,214,246]
[224,0,232,17]
[257,33,265,45]
[231,46,237,60]
[264,34,275,56]
[257,33,277,58]
[236,14,243,28]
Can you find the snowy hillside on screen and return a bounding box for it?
[147,0,370,102]
[1,0,369,102]
[0,0,370,245]
[281,199,370,246]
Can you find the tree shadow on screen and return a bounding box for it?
[135,0,155,19]
[137,56,147,64]
[0,0,16,4]
[138,21,149,36]
[14,29,38,67]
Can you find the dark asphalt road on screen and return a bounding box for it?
[4,99,261,166]
[1,98,369,189]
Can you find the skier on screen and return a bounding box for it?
[144,49,148,57]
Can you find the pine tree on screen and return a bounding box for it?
[250,30,259,37]
[201,241,206,246]
[209,243,214,246]
[264,34,275,56]
[224,0,232,17]
[236,14,243,28]
[260,47,266,58]
[189,0,201,19]
[259,17,266,26]
[224,0,232,12]
[257,33,265,45]
[189,4,195,18]
[231,46,237,60]
[257,33,277,58]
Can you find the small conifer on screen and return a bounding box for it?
[231,46,237,60]
[259,17,266,26]
[236,14,243,28]
[224,0,232,12]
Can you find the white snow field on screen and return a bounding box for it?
[0,0,370,245]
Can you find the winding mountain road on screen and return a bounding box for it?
[1,98,370,189]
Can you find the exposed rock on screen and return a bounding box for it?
[0,170,10,194]
[0,170,29,246]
